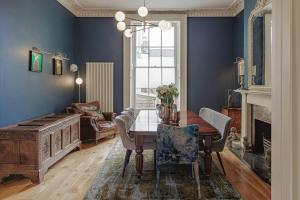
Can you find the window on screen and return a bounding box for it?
[131,22,179,110]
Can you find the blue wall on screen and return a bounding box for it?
[74,18,123,114]
[74,16,244,114]
[0,1,245,126]
[187,17,236,112]
[0,0,75,127]
[234,11,245,59]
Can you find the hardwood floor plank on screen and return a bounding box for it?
[212,148,271,200]
[0,137,271,200]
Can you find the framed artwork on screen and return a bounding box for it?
[53,58,63,75]
[29,51,43,72]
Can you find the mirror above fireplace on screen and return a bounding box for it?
[247,0,272,92]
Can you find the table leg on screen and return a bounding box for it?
[135,135,144,178]
[204,136,212,177]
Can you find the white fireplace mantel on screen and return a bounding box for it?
[235,89,272,146]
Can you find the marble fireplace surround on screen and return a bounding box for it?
[236,89,272,147]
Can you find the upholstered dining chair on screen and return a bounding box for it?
[156,124,201,199]
[121,110,135,126]
[115,115,156,177]
[199,107,232,176]
[125,107,138,118]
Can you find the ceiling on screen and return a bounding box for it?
[73,0,237,11]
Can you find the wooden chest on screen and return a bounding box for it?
[0,113,81,183]
[221,107,241,133]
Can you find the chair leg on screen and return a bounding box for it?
[193,161,201,199]
[154,150,156,171]
[122,149,132,177]
[216,152,226,176]
[156,165,160,200]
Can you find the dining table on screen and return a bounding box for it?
[129,110,220,179]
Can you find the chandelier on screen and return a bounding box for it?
[114,0,172,38]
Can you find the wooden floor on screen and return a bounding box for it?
[0,137,270,200]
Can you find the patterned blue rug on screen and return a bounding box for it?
[85,140,241,200]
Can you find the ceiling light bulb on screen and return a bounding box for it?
[117,21,126,31]
[115,11,125,22]
[75,77,83,85]
[124,29,132,38]
[138,6,148,17]
[159,20,171,32]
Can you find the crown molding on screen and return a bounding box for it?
[57,0,244,17]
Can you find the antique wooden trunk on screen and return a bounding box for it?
[0,113,81,183]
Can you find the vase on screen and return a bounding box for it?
[170,104,178,123]
[161,105,171,124]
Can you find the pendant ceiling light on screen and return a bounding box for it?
[114,0,172,38]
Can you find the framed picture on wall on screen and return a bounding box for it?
[29,51,43,72]
[53,58,63,75]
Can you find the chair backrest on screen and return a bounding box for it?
[121,110,135,126]
[156,124,199,165]
[199,108,232,151]
[125,107,137,117]
[115,115,135,150]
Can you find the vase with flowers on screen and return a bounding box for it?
[156,83,179,123]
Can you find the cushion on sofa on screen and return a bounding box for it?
[91,119,116,132]
[72,101,100,113]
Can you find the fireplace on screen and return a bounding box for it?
[254,119,271,154]
[252,105,271,149]
[236,89,272,184]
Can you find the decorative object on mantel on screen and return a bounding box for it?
[156,83,179,124]
[114,0,172,38]
[29,49,43,72]
[234,57,245,89]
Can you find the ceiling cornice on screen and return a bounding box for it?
[57,0,244,17]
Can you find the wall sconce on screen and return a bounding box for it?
[75,72,83,103]
[70,64,78,73]
[70,64,82,103]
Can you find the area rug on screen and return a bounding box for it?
[85,140,241,200]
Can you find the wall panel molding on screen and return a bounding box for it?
[57,0,244,17]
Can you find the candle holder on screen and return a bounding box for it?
[239,75,245,90]
[235,57,245,89]
[252,74,256,85]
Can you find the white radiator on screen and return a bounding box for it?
[86,62,114,112]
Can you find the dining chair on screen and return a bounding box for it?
[121,110,135,126]
[115,115,156,177]
[156,124,201,199]
[125,107,138,118]
[199,107,232,176]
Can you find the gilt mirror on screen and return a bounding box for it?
[248,0,272,91]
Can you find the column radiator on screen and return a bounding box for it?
[86,62,114,112]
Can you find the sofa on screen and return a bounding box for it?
[66,101,117,143]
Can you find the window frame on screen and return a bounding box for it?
[131,21,179,110]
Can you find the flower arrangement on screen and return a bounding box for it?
[156,83,179,107]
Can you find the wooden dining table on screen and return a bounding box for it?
[129,110,220,178]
